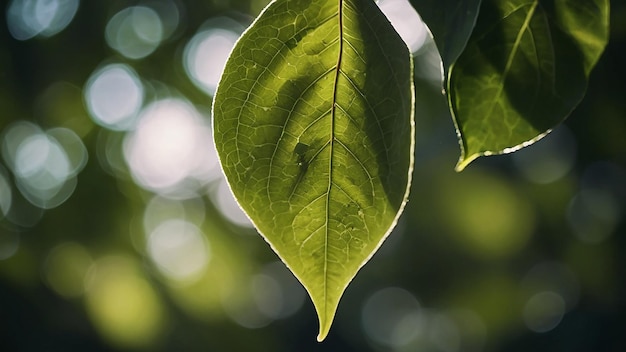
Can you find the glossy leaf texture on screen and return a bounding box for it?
[409,0,482,71]
[212,0,414,341]
[449,0,609,171]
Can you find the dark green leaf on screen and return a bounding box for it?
[449,0,609,170]
[409,0,482,71]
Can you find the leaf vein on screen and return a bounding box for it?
[335,138,376,203]
[267,66,338,201]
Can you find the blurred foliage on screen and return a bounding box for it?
[1,0,625,351]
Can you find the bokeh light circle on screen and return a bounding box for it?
[184,25,240,96]
[252,261,305,320]
[512,126,577,184]
[6,0,79,40]
[523,291,566,333]
[44,242,93,298]
[567,188,621,244]
[85,64,144,130]
[105,6,164,59]
[124,98,219,195]
[361,287,422,348]
[85,255,165,349]
[1,122,87,209]
[147,219,210,282]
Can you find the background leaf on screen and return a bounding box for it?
[449,0,609,170]
[409,0,482,71]
[213,0,414,340]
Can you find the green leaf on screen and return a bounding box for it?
[409,0,482,70]
[449,0,609,171]
[212,0,414,341]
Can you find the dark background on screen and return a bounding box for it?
[1,0,625,351]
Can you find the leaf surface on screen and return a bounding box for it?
[409,0,482,71]
[212,0,414,340]
[449,0,609,170]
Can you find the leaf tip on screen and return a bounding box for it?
[454,153,479,172]
[315,311,333,342]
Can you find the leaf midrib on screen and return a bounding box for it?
[322,0,345,324]
[484,1,539,123]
